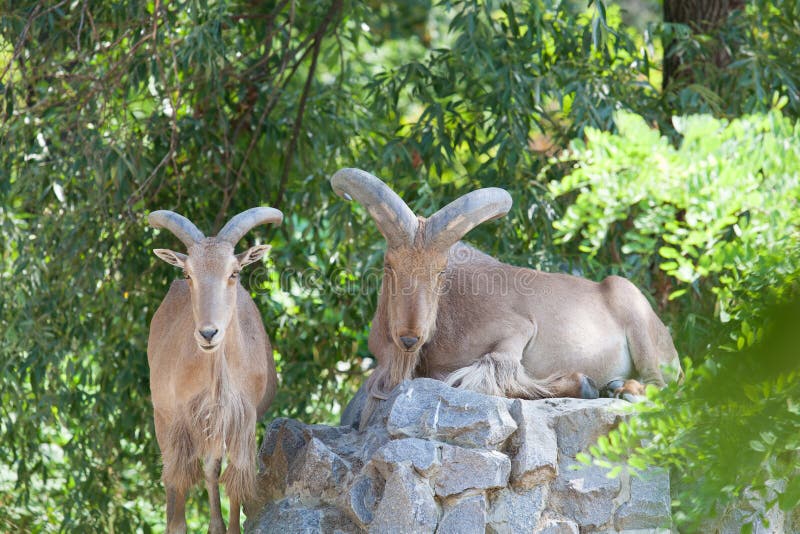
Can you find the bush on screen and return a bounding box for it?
[552,108,800,530]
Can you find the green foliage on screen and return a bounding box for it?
[549,106,800,348]
[581,296,800,531]
[663,0,800,118]
[368,0,661,179]
[1,0,798,532]
[559,110,800,530]
[1,0,368,530]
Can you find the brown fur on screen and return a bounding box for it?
[162,414,202,493]
[149,225,278,533]
[363,242,681,428]
[331,171,681,430]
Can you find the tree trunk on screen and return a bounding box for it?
[662,0,746,91]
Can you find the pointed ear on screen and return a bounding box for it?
[236,244,271,268]
[153,249,187,268]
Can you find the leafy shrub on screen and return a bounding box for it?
[548,105,800,347]
[551,108,800,530]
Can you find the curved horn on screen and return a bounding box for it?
[331,168,418,246]
[148,210,205,248]
[216,207,283,244]
[424,188,512,250]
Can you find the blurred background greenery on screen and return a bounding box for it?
[1,0,798,531]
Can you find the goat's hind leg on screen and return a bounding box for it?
[445,351,598,400]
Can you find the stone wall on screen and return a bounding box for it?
[244,378,671,533]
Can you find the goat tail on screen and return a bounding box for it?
[444,352,555,399]
[161,415,202,493]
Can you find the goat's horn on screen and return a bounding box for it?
[217,207,283,244]
[331,168,418,246]
[148,210,205,248]
[424,188,512,250]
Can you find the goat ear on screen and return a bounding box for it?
[153,248,187,268]
[237,244,271,268]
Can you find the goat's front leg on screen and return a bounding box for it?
[204,456,225,534]
[166,486,188,534]
[228,496,241,534]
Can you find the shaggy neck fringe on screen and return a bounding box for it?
[160,346,258,502]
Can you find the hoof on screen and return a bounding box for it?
[580,375,599,399]
[607,379,647,401]
[600,379,625,398]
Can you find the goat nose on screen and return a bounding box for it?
[199,328,218,342]
[399,336,418,349]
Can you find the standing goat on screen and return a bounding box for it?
[147,208,281,534]
[331,168,681,427]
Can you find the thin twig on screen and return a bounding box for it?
[0,2,42,86]
[214,0,299,231]
[0,1,71,84]
[274,0,343,210]
[125,0,178,212]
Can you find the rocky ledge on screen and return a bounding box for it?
[243,378,671,533]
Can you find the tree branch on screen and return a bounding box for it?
[274,0,343,211]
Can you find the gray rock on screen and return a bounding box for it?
[245,497,361,534]
[385,378,517,449]
[252,418,311,511]
[348,473,382,526]
[551,459,621,529]
[341,382,369,428]
[537,397,628,457]
[790,505,800,534]
[437,494,487,534]
[486,486,548,534]
[286,436,352,504]
[371,437,441,479]
[701,487,790,534]
[615,469,672,530]
[250,386,678,534]
[354,423,392,467]
[507,399,558,488]
[368,464,439,533]
[259,418,309,461]
[535,511,580,534]
[434,445,510,497]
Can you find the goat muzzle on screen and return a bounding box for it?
[196,326,223,352]
[399,335,419,350]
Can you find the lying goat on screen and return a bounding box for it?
[147,208,281,534]
[331,168,681,427]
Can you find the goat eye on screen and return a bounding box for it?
[184,272,191,280]
[230,271,239,280]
